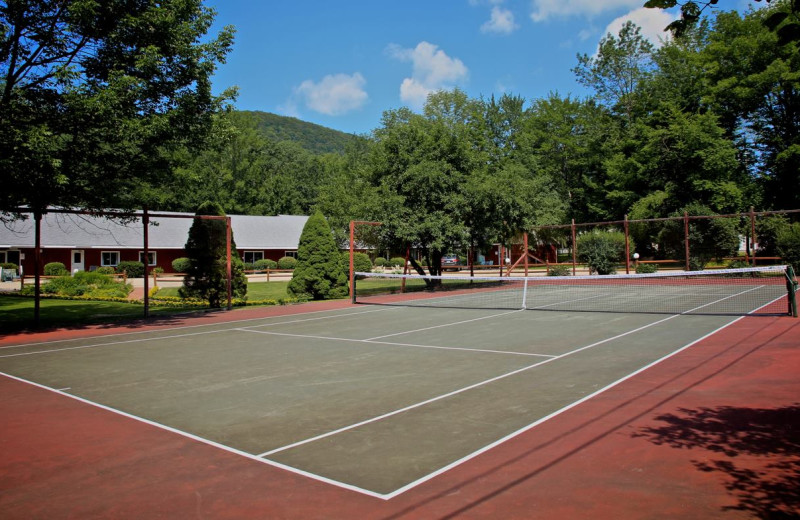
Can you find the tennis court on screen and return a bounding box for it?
[1,267,794,502]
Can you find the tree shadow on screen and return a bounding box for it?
[634,404,800,519]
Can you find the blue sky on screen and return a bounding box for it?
[205,0,757,135]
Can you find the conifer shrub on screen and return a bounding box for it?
[287,211,348,300]
[180,202,247,307]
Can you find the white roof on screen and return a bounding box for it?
[0,211,308,250]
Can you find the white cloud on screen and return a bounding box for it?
[481,6,519,34]
[388,42,469,110]
[293,72,368,116]
[600,7,677,47]
[530,0,642,22]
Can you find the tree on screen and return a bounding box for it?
[287,211,348,300]
[180,202,247,307]
[656,204,740,269]
[573,21,655,125]
[0,1,235,218]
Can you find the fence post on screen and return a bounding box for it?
[624,214,631,274]
[524,232,529,277]
[750,206,757,267]
[571,219,577,276]
[143,207,150,318]
[684,211,691,271]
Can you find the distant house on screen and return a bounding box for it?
[0,211,309,275]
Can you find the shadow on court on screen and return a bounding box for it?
[635,404,800,519]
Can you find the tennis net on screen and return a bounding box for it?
[353,265,797,316]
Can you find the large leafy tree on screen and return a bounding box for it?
[0,0,235,218]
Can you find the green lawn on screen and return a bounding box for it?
[155,281,291,300]
[0,295,198,333]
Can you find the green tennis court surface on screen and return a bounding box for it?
[1,297,780,498]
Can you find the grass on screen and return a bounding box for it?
[0,295,200,333]
[154,281,291,300]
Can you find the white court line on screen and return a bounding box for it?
[0,306,396,350]
[363,309,522,341]
[0,370,388,500]
[255,284,763,459]
[236,328,553,358]
[0,308,398,358]
[256,312,682,458]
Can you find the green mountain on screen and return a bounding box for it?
[238,110,363,155]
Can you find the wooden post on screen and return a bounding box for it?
[402,245,410,293]
[624,214,631,275]
[571,219,577,276]
[226,217,232,310]
[750,206,757,266]
[684,211,691,271]
[523,233,529,277]
[349,220,355,302]
[33,210,42,328]
[143,208,150,318]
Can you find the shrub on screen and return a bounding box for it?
[726,259,750,270]
[95,266,116,275]
[172,257,191,273]
[389,257,407,268]
[351,252,372,276]
[44,262,68,276]
[374,257,388,267]
[576,230,628,275]
[657,204,739,270]
[287,211,348,300]
[117,260,145,278]
[1,262,18,271]
[254,258,278,270]
[776,222,800,274]
[635,263,658,274]
[36,271,130,299]
[547,264,571,276]
[277,256,297,269]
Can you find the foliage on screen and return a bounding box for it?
[657,205,740,270]
[0,0,235,218]
[172,257,191,273]
[240,111,363,155]
[22,272,130,299]
[776,222,800,272]
[349,252,373,277]
[374,257,388,267]
[117,261,145,278]
[277,256,298,269]
[287,211,348,300]
[95,266,116,275]
[547,264,572,276]
[635,263,659,274]
[43,262,68,276]
[0,262,18,270]
[253,258,278,270]
[180,202,247,307]
[577,230,628,275]
[389,257,407,268]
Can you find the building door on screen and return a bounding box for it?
[71,250,85,273]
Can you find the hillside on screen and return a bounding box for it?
[238,110,363,155]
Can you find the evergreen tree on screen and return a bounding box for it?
[288,211,348,300]
[180,201,247,307]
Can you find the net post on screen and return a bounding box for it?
[787,266,798,318]
[521,278,528,310]
[683,211,691,271]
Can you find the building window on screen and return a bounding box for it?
[101,251,120,267]
[0,251,5,263]
[243,251,264,264]
[138,251,157,266]
[285,250,298,258]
